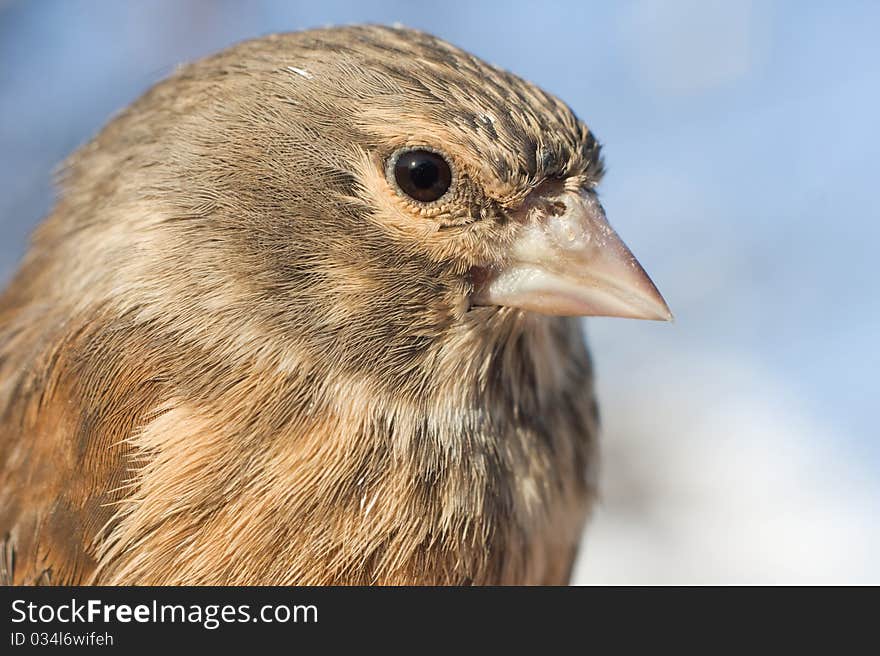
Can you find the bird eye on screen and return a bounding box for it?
[392,149,453,203]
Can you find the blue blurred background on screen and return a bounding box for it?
[1,0,877,583]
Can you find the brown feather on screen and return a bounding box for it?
[0,25,600,585]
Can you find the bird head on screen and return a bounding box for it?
[49,26,669,395]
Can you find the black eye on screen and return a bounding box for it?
[392,149,452,203]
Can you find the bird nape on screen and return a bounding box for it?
[0,25,669,585]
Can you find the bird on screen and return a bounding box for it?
[0,25,670,585]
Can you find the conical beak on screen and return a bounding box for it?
[472,188,672,320]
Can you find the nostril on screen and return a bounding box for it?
[547,201,567,217]
[526,198,567,223]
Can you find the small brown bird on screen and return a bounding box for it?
[0,26,669,585]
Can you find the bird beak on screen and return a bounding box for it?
[472,188,672,320]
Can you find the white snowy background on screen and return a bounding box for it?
[1,0,877,583]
